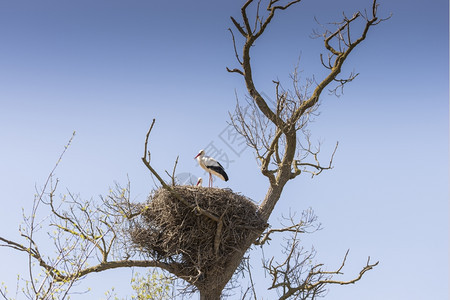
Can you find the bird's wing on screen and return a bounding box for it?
[215,160,225,169]
[204,157,220,167]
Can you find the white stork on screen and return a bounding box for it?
[194,149,228,187]
[196,177,203,187]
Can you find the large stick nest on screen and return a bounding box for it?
[130,186,266,279]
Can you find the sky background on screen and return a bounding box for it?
[0,0,448,299]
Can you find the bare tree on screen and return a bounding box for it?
[0,1,389,299]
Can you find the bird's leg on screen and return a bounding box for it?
[209,173,213,188]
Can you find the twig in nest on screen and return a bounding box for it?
[214,208,228,256]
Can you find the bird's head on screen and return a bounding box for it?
[194,149,205,159]
[196,177,203,186]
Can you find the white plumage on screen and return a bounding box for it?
[194,149,229,187]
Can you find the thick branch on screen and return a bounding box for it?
[63,260,185,282]
[231,1,306,130]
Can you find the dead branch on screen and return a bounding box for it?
[141,119,169,189]
[165,155,179,186]
[228,28,243,68]
[239,257,258,300]
[264,230,378,299]
[254,208,321,246]
[302,252,379,294]
[292,141,339,179]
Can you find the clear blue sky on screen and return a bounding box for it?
[0,0,448,299]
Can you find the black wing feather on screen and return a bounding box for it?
[207,165,229,181]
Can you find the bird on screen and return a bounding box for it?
[194,149,228,187]
[196,177,203,187]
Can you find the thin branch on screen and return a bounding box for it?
[255,208,320,246]
[306,255,379,290]
[0,287,7,300]
[165,155,179,186]
[242,258,258,300]
[254,223,304,246]
[228,28,243,65]
[171,156,179,186]
[292,141,338,179]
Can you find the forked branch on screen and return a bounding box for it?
[303,251,379,292]
[255,208,321,246]
[292,141,339,179]
[265,233,378,299]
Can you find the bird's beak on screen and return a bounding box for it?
[194,153,200,159]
